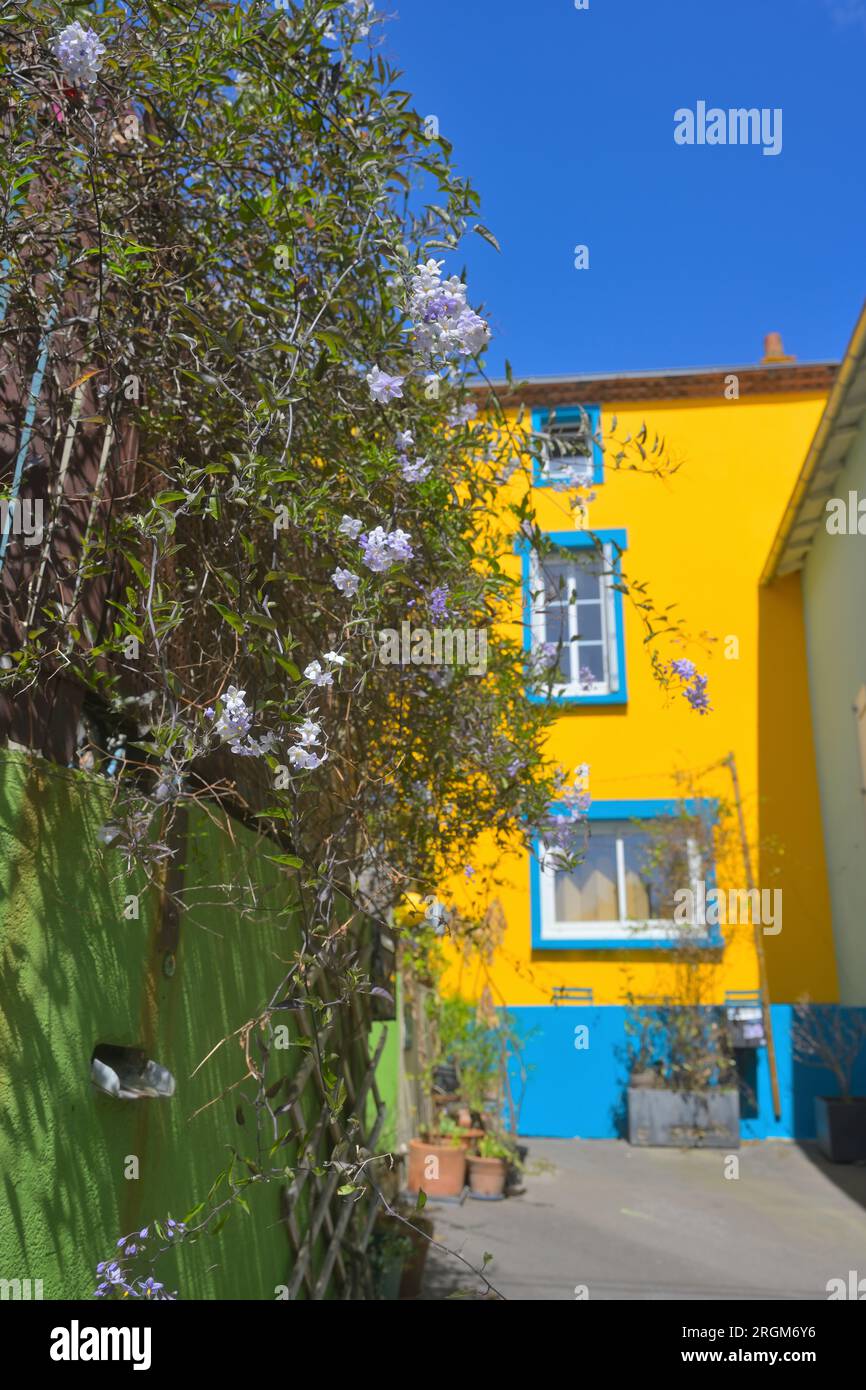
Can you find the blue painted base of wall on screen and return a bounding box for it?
[506,1005,866,1140]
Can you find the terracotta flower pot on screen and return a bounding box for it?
[458,1127,485,1150]
[467,1154,507,1199]
[407,1138,467,1198]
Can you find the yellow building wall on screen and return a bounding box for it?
[445,389,838,1009]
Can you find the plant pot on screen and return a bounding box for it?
[407,1137,467,1198]
[457,1127,485,1150]
[398,1215,434,1300]
[467,1154,507,1198]
[627,1086,740,1148]
[815,1096,866,1163]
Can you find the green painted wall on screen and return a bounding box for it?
[802,425,866,1004]
[367,1021,399,1153]
[0,749,364,1298]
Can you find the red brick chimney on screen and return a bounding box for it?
[762,332,796,365]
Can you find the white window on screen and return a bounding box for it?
[538,818,704,943]
[535,407,598,486]
[530,546,620,698]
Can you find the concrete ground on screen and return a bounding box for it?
[419,1138,866,1300]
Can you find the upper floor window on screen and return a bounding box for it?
[521,529,628,705]
[531,405,602,488]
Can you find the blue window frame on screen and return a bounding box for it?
[531,404,603,488]
[530,799,721,951]
[516,528,628,705]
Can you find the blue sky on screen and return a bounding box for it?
[386,0,866,378]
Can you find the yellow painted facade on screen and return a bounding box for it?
[445,382,839,1011]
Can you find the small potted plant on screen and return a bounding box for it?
[793,1000,866,1162]
[407,1113,467,1198]
[467,1133,512,1200]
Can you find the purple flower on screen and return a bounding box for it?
[401,455,432,483]
[332,566,360,597]
[670,658,697,681]
[684,674,712,715]
[365,366,404,403]
[51,22,106,89]
[360,526,413,573]
[428,586,449,622]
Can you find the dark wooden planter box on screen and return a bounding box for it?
[815,1096,866,1163]
[628,1086,740,1148]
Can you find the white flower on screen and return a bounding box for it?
[332,567,360,596]
[304,660,333,687]
[288,746,328,770]
[323,651,346,666]
[338,515,364,540]
[387,528,414,562]
[365,366,405,403]
[51,22,106,89]
[423,897,449,935]
[402,455,432,483]
[295,718,323,747]
[408,260,490,362]
[213,686,253,743]
[395,430,414,453]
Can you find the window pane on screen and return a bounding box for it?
[540,559,572,604]
[572,557,603,601]
[622,828,691,920]
[575,602,602,641]
[554,832,618,921]
[543,609,571,681]
[576,642,605,683]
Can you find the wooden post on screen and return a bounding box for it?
[725,752,782,1121]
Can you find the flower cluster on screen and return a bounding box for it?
[94,1220,185,1299]
[206,687,278,756]
[446,402,477,428]
[669,659,711,715]
[407,259,490,362]
[51,22,106,89]
[360,525,413,573]
[427,585,449,622]
[304,651,346,687]
[542,764,592,867]
[288,718,327,770]
[396,429,431,483]
[528,641,560,679]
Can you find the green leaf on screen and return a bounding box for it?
[210,601,245,634]
[473,223,501,252]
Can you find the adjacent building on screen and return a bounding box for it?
[442,341,865,1139]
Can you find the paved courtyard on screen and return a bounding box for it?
[420,1139,866,1300]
